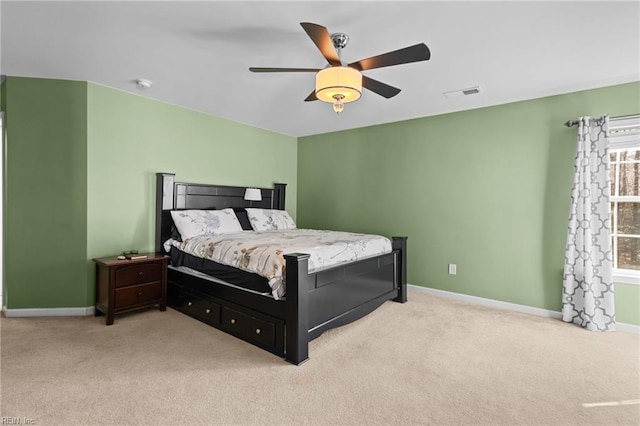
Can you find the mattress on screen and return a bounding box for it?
[166,229,392,299]
[170,248,272,294]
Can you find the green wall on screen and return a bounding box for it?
[86,83,297,305]
[297,82,640,325]
[2,75,637,326]
[2,77,296,309]
[2,77,88,309]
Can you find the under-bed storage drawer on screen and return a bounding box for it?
[167,282,285,357]
[221,306,276,348]
[173,289,221,326]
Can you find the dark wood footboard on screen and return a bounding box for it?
[282,237,407,365]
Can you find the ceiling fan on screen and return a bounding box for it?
[249,22,431,113]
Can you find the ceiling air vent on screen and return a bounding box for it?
[462,87,480,95]
[443,86,482,99]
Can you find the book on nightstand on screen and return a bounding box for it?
[125,254,148,260]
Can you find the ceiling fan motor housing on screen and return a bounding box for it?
[331,33,349,50]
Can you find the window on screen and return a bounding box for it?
[609,115,640,284]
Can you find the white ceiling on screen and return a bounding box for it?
[1,1,639,137]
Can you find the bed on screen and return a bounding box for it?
[156,173,407,364]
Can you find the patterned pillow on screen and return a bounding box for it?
[245,208,297,231]
[170,208,243,240]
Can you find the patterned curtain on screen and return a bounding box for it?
[562,116,616,331]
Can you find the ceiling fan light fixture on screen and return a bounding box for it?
[315,66,362,111]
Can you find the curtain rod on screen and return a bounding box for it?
[564,113,639,128]
[564,115,607,128]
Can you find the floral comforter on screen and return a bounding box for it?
[168,229,392,299]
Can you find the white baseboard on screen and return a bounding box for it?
[2,306,95,318]
[2,287,636,334]
[408,284,640,334]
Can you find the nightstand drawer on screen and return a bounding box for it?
[115,281,162,308]
[115,263,162,287]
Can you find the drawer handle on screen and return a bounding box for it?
[137,291,143,297]
[205,309,211,314]
[230,318,236,325]
[187,302,193,306]
[138,272,144,278]
[255,328,261,335]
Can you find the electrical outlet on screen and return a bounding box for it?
[448,264,457,275]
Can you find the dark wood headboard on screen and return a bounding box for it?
[155,173,287,253]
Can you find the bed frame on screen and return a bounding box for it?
[156,173,407,364]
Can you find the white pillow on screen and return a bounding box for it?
[170,208,243,240]
[245,208,296,231]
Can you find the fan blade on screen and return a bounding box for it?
[362,76,401,99]
[348,43,430,71]
[304,91,318,102]
[249,67,321,73]
[300,22,342,66]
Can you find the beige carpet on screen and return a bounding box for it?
[1,292,638,425]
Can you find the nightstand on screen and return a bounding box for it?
[93,253,169,325]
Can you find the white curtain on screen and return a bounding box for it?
[562,116,616,331]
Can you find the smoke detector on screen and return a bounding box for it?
[443,86,481,99]
[135,78,153,89]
